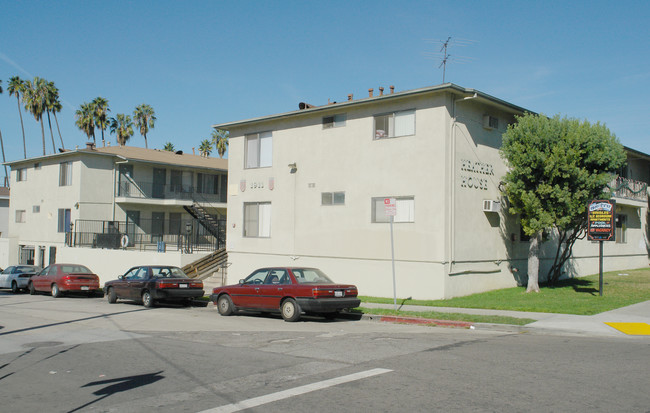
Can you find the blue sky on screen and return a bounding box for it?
[1,0,649,166]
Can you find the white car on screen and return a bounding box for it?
[0,265,40,293]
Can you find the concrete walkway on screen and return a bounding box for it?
[361,300,650,338]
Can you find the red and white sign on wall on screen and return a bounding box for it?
[384,198,397,217]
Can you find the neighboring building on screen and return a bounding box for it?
[6,144,227,271]
[214,83,649,300]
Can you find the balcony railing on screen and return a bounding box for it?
[117,180,226,203]
[609,176,648,202]
[71,217,226,252]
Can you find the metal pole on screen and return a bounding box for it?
[599,241,604,296]
[390,216,397,310]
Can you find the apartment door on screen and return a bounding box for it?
[153,168,166,199]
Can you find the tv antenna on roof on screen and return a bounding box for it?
[423,37,477,83]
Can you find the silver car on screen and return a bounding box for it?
[0,265,40,293]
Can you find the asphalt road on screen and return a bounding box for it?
[1,291,649,413]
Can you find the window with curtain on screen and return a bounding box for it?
[59,162,72,186]
[371,196,415,223]
[244,202,271,237]
[245,131,273,168]
[374,109,415,139]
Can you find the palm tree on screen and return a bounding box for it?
[0,79,7,185]
[8,76,27,158]
[92,97,110,147]
[51,100,65,150]
[75,102,95,144]
[133,104,155,149]
[212,128,229,158]
[163,142,175,152]
[199,139,212,157]
[22,77,49,156]
[109,114,134,146]
[44,81,60,153]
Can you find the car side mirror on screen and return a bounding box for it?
[119,274,125,280]
[239,279,245,285]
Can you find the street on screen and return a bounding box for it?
[1,291,649,412]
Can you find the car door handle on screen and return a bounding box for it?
[278,288,283,291]
[255,288,260,292]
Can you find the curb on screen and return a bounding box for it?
[362,313,473,328]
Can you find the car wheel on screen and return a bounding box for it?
[142,291,155,308]
[217,294,234,316]
[11,281,19,294]
[281,298,301,322]
[29,282,36,295]
[106,287,117,304]
[51,283,61,298]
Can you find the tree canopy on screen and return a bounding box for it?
[500,113,626,291]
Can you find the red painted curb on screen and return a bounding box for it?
[377,315,473,328]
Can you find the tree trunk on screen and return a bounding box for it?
[144,133,148,149]
[526,231,542,292]
[47,111,56,153]
[16,97,27,158]
[40,117,46,156]
[0,127,7,186]
[53,112,64,149]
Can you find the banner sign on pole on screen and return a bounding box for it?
[587,200,616,241]
[384,198,397,217]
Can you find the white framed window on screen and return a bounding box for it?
[244,202,271,237]
[15,210,26,223]
[245,131,272,168]
[16,168,26,182]
[372,196,415,223]
[323,114,346,129]
[374,109,415,139]
[615,214,627,243]
[322,192,345,205]
[59,162,72,186]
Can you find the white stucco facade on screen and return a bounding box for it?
[215,84,650,300]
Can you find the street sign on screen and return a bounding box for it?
[587,200,615,241]
[384,198,396,217]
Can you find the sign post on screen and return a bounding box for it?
[384,198,398,310]
[587,200,616,296]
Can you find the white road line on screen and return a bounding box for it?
[199,368,393,413]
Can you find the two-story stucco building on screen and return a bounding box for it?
[6,144,227,279]
[214,83,649,300]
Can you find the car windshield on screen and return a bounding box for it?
[292,268,334,284]
[151,267,188,279]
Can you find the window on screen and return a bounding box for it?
[323,114,346,129]
[616,214,627,243]
[372,196,415,223]
[244,202,271,237]
[374,109,415,139]
[57,209,71,232]
[33,205,40,213]
[16,168,27,181]
[322,192,345,205]
[245,132,272,168]
[15,210,26,223]
[59,162,72,186]
[169,212,181,235]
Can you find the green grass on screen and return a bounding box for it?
[355,307,536,326]
[360,268,650,316]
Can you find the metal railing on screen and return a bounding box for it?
[72,217,226,252]
[117,179,226,203]
[609,176,648,201]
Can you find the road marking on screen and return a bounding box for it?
[605,322,650,335]
[198,368,392,413]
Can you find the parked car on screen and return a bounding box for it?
[104,265,204,308]
[0,265,40,293]
[210,267,360,322]
[28,264,101,297]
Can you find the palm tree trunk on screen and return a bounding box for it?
[53,112,65,149]
[144,133,148,149]
[47,111,56,153]
[40,117,46,156]
[101,125,105,147]
[16,97,27,158]
[0,127,7,186]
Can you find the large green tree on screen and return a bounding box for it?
[133,103,155,149]
[7,76,27,158]
[212,128,229,158]
[500,113,626,292]
[22,77,49,156]
[92,97,110,147]
[109,114,134,146]
[75,102,96,144]
[44,81,61,152]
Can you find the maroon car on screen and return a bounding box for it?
[28,263,101,297]
[210,267,360,322]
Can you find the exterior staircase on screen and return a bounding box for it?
[184,203,225,247]
[182,248,229,291]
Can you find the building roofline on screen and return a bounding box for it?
[212,83,533,130]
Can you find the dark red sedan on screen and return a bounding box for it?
[28,263,101,297]
[210,267,360,322]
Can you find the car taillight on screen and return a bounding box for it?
[158,282,177,289]
[62,276,71,281]
[312,288,333,298]
[190,282,203,288]
[348,287,358,296]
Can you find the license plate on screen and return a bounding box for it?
[179,284,188,288]
[81,286,89,291]
[334,290,344,297]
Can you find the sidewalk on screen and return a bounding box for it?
[361,300,650,338]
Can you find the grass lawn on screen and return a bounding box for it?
[354,307,536,326]
[360,267,650,316]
